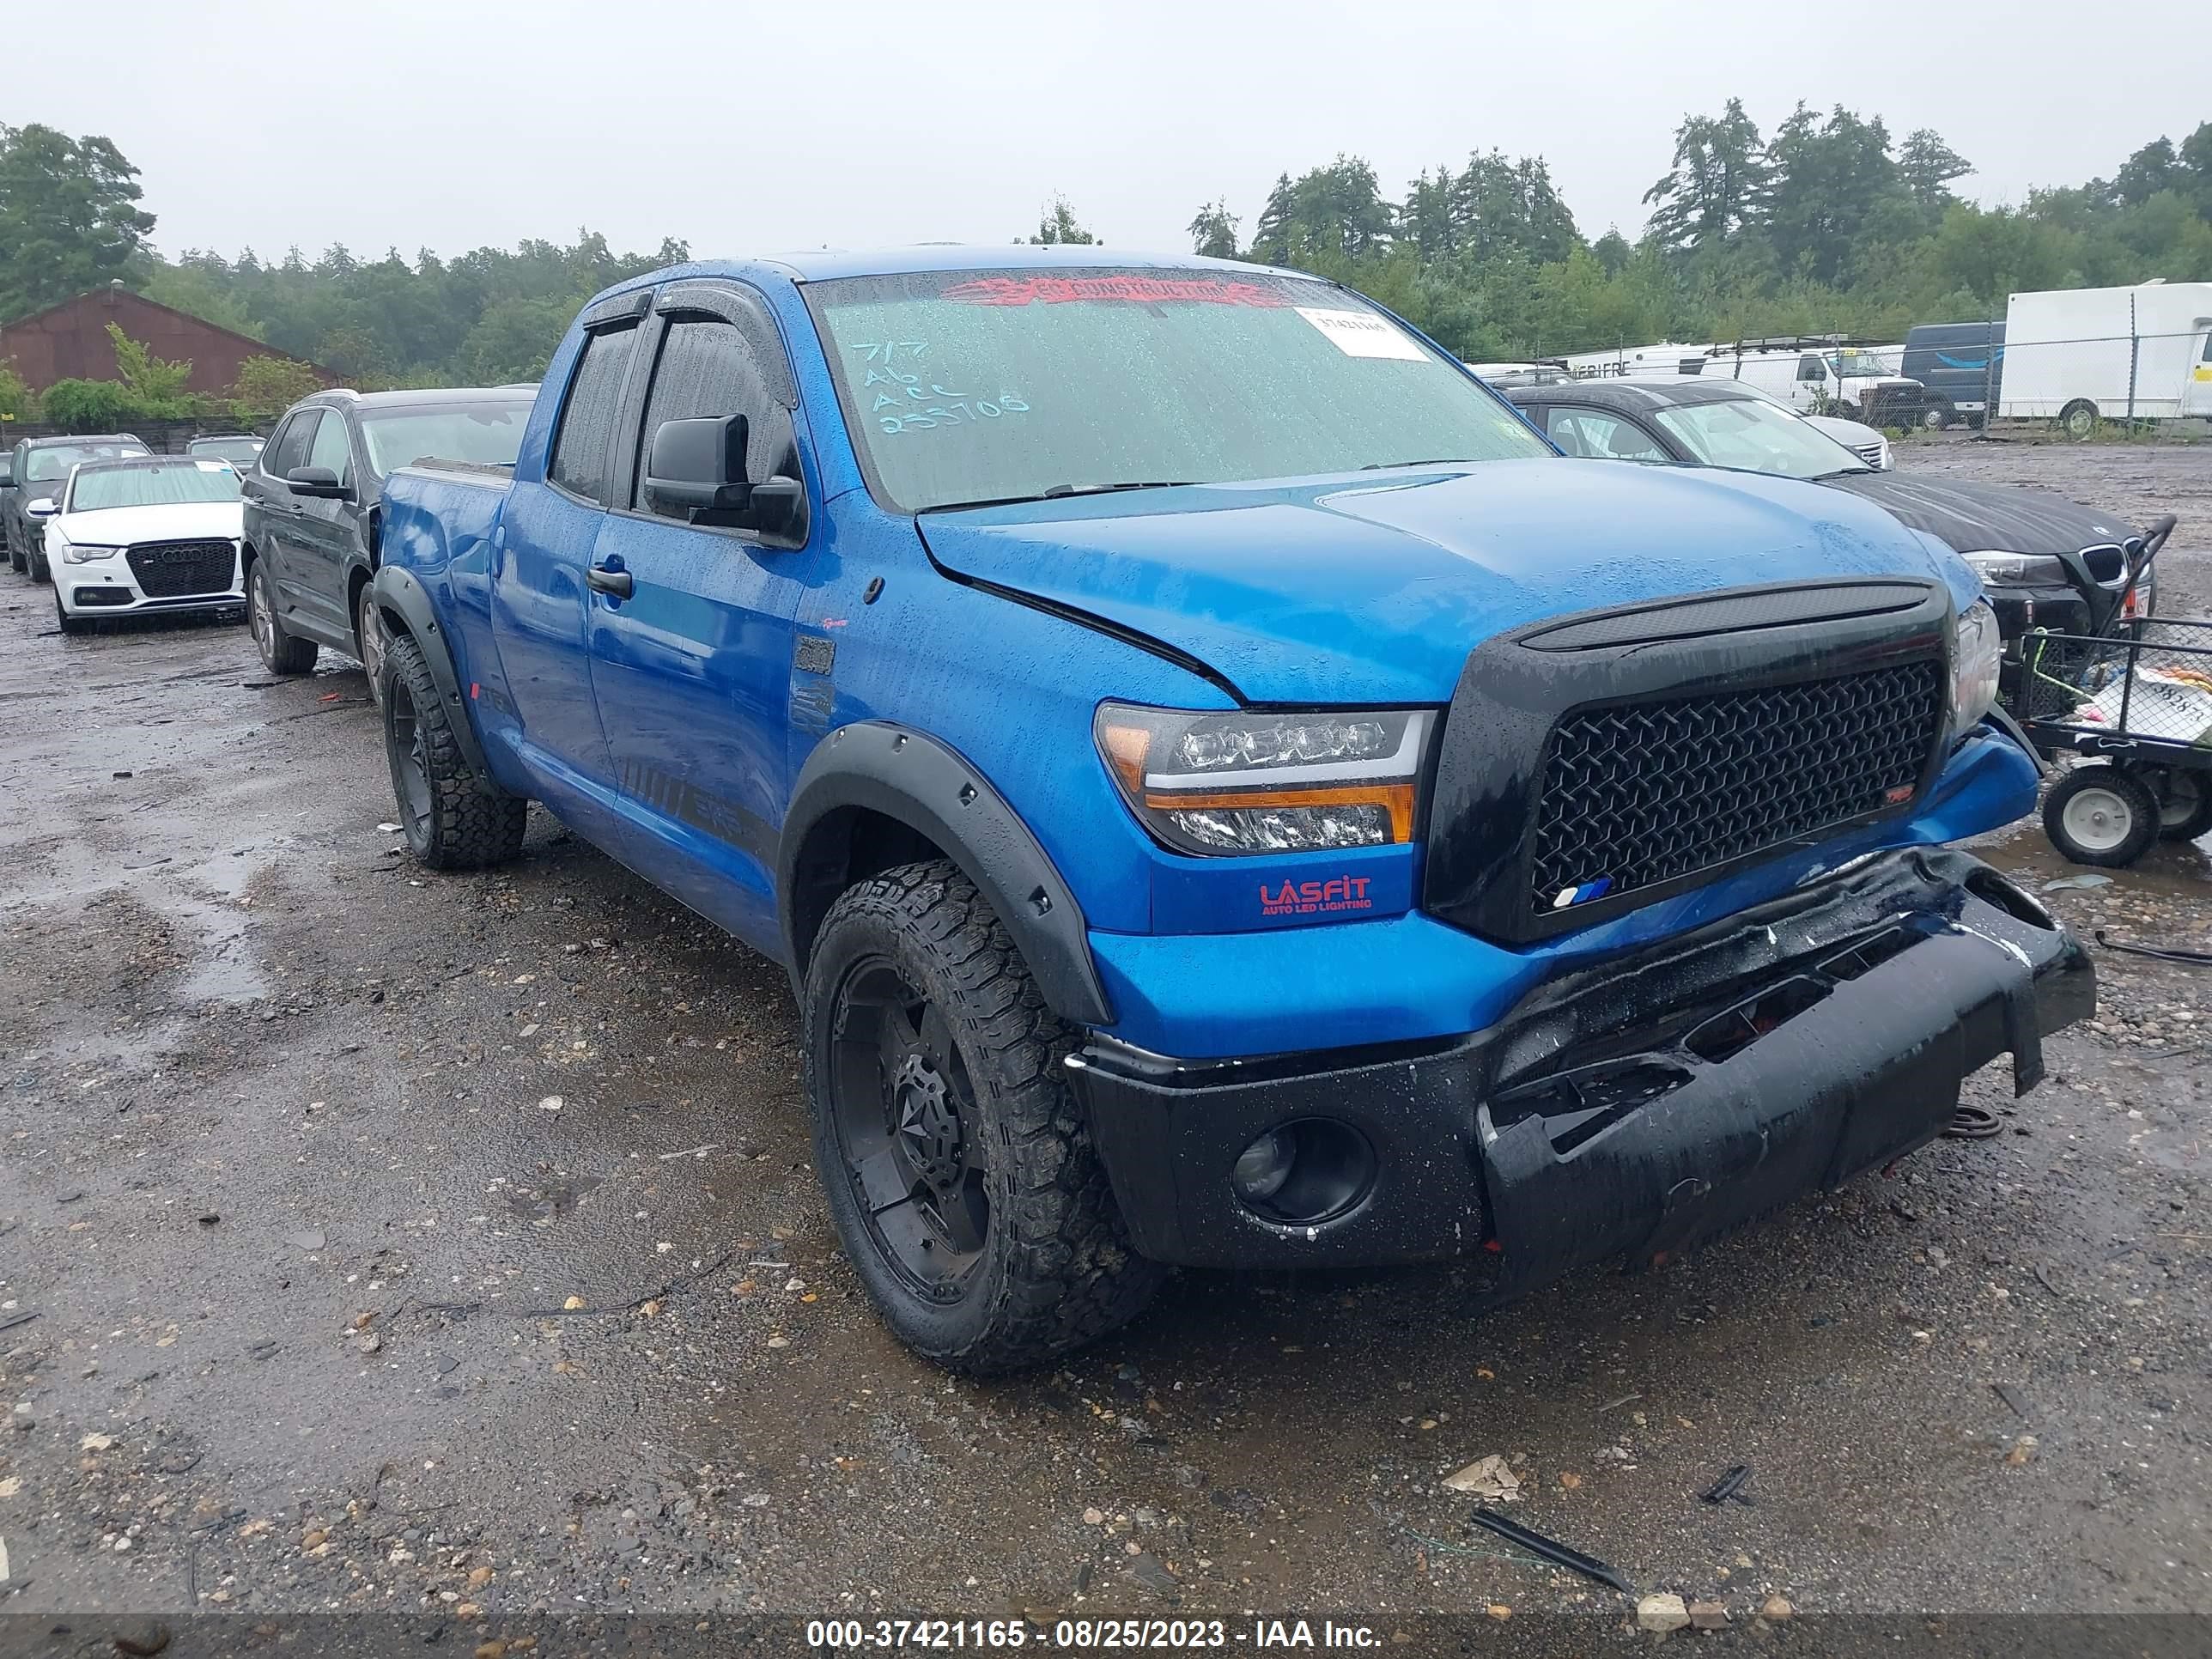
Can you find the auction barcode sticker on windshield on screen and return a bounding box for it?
[1294,307,1428,361]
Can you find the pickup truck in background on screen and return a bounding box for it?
[369,248,2092,1372]
[242,386,532,704]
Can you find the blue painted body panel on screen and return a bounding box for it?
[377,250,2039,1065]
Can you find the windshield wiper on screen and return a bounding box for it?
[1359,458,1476,470]
[918,481,1201,514]
[1042,479,1202,497]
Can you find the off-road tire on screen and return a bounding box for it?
[54,586,91,636]
[2043,764,2157,867]
[249,558,318,674]
[382,630,528,871]
[803,860,1164,1373]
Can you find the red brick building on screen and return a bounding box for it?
[0,285,332,397]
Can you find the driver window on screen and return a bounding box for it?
[1546,408,1667,463]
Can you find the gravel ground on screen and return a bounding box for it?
[1,442,2209,1648]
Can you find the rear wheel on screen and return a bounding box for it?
[2059,400,2100,440]
[2150,768,2212,843]
[382,631,528,870]
[2043,765,2158,866]
[1921,399,1954,431]
[356,583,388,712]
[249,557,318,675]
[804,860,1164,1373]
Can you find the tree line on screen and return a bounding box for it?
[3,102,2209,422]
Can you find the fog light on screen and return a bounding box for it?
[1229,1119,1377,1225]
[1231,1129,1297,1205]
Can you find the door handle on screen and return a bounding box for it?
[586,562,633,599]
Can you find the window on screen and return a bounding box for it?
[1542,407,1668,463]
[2201,331,2212,363]
[360,402,530,476]
[1651,398,1866,480]
[1796,354,1826,384]
[632,319,791,519]
[25,440,148,483]
[264,412,317,480]
[549,325,639,502]
[307,409,353,484]
[69,461,242,512]
[805,267,1548,514]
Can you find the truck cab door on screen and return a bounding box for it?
[488,307,644,790]
[581,284,811,943]
[1793,353,1827,412]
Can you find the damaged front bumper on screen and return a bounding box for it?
[1067,849,2092,1295]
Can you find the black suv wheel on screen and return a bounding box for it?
[249,558,318,675]
[804,860,1163,1372]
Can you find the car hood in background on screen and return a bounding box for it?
[916,459,1974,705]
[56,501,245,546]
[1820,473,2135,559]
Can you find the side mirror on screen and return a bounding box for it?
[645,415,751,514]
[287,465,349,499]
[644,414,808,546]
[27,496,58,519]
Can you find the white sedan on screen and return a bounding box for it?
[39,456,246,635]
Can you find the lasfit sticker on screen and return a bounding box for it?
[1294,306,1427,361]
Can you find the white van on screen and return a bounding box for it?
[1997,282,2212,434]
[1704,340,1920,425]
[1561,343,1711,379]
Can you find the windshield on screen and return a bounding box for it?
[27,441,148,482]
[189,438,264,463]
[358,403,531,477]
[805,268,1551,512]
[68,460,240,512]
[1650,398,1868,480]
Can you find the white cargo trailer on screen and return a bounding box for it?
[1998,282,2212,434]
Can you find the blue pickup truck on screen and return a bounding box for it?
[371,248,2092,1372]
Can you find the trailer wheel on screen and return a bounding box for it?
[2149,768,2212,843]
[2043,765,2157,866]
[2058,400,2100,440]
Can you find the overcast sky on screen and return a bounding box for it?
[18,1,2199,266]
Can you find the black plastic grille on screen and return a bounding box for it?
[127,539,236,599]
[1529,659,1944,914]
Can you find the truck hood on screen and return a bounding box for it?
[915,459,1973,705]
[58,501,244,546]
[1819,473,2134,560]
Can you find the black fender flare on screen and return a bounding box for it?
[780,721,1114,1028]
[368,565,494,782]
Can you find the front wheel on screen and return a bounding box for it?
[803,860,1164,1373]
[382,631,528,870]
[2043,765,2158,866]
[54,586,91,636]
[1921,400,1954,431]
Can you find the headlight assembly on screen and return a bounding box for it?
[1094,703,1434,856]
[62,544,121,564]
[1950,599,2002,738]
[1960,550,2068,586]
